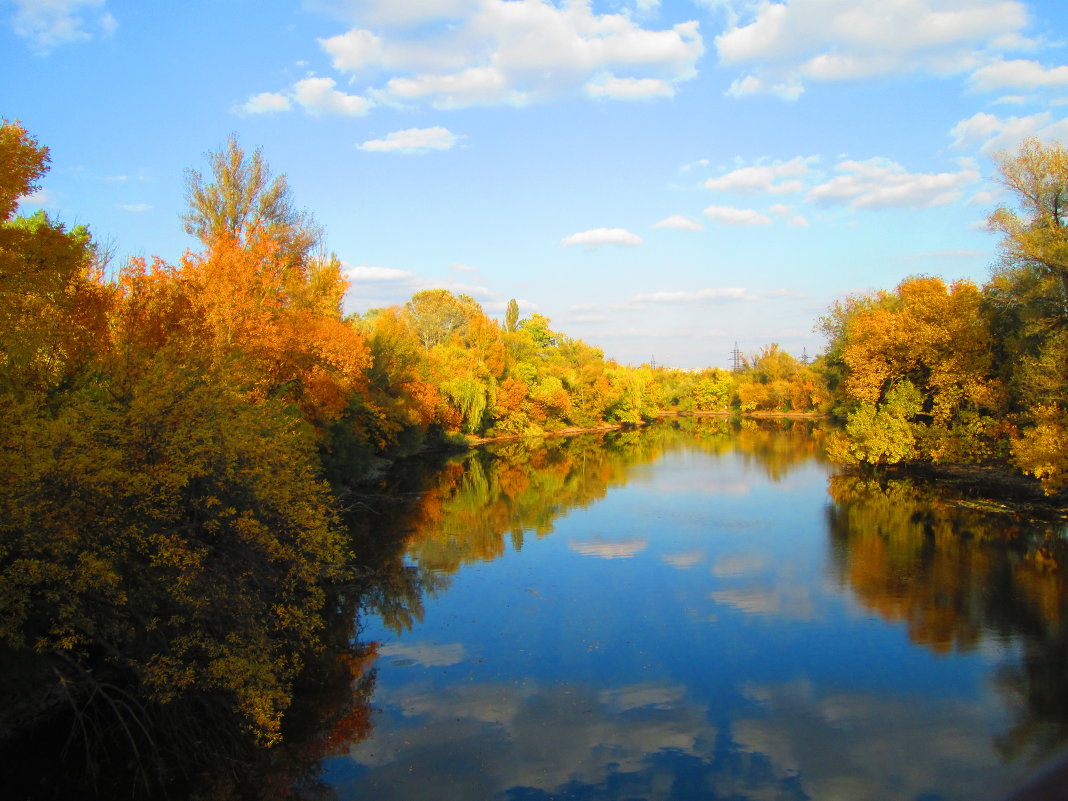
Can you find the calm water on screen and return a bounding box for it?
[324,419,1068,801]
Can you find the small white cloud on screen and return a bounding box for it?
[585,76,675,100]
[358,126,460,153]
[633,287,749,303]
[705,157,815,194]
[346,264,414,281]
[807,157,979,210]
[991,94,1032,105]
[16,188,55,209]
[653,214,703,230]
[726,74,804,100]
[450,262,478,272]
[680,158,710,172]
[319,28,385,72]
[703,205,773,226]
[239,91,292,114]
[949,110,1068,155]
[294,76,372,115]
[768,203,810,227]
[969,59,1068,92]
[12,0,117,53]
[967,189,1002,206]
[117,203,152,212]
[561,227,643,248]
[764,287,807,298]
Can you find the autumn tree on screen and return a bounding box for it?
[183,134,322,267]
[505,298,519,333]
[404,289,482,349]
[989,137,1068,316]
[824,277,1004,467]
[985,138,1068,492]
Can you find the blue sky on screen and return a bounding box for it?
[5,0,1068,368]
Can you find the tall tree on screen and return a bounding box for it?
[505,298,519,333]
[989,137,1068,318]
[182,134,322,266]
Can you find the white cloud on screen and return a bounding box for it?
[680,159,710,173]
[450,262,478,272]
[715,0,1030,99]
[633,287,749,303]
[704,156,815,194]
[357,126,460,153]
[806,157,979,210]
[346,264,414,280]
[11,0,117,53]
[561,227,643,248]
[319,0,703,108]
[117,203,152,212]
[769,203,810,227]
[319,27,385,72]
[702,205,773,225]
[293,76,372,115]
[967,189,1003,206]
[16,188,55,209]
[239,92,293,114]
[969,59,1068,92]
[585,76,675,100]
[949,110,1068,155]
[237,77,372,117]
[653,214,703,230]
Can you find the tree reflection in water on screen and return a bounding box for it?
[6,419,1064,798]
[828,473,1068,766]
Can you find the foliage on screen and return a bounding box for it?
[824,139,1068,494]
[183,133,322,268]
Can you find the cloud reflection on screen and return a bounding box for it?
[331,676,1028,801]
[568,537,648,559]
[338,680,716,800]
[378,641,465,667]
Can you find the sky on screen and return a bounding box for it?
[5,0,1068,368]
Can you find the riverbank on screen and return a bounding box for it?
[845,461,1068,522]
[461,409,830,446]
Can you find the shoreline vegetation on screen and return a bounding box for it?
[1,120,1066,796]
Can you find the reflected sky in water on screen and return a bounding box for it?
[324,423,1065,800]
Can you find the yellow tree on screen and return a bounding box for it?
[827,277,1003,465]
[987,138,1068,492]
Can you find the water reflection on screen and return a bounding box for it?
[828,473,1068,768]
[57,418,1059,799]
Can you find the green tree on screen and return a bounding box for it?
[989,137,1068,317]
[505,298,519,333]
[404,289,480,349]
[182,134,322,266]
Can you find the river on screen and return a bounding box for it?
[311,417,1068,801]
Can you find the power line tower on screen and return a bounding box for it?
[800,347,810,366]
[729,341,743,373]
